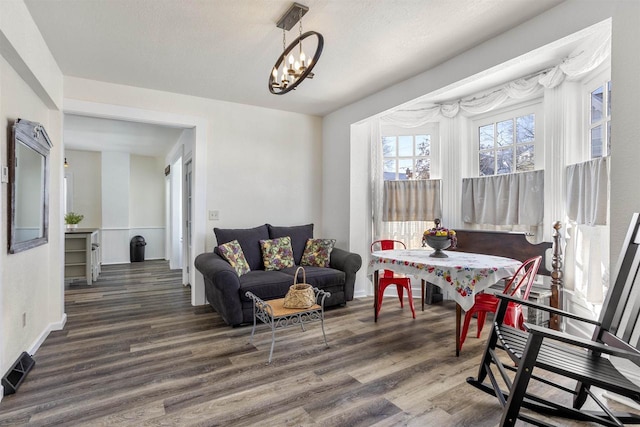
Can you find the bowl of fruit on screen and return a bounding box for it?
[422,219,456,258]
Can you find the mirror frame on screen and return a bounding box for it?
[8,118,52,254]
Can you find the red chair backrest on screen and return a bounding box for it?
[371,240,407,279]
[371,239,406,252]
[503,256,542,300]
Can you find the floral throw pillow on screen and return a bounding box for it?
[218,240,250,277]
[260,236,295,271]
[301,238,336,268]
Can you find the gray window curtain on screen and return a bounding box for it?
[461,170,544,226]
[566,157,609,226]
[383,179,442,221]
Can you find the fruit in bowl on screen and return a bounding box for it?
[421,219,457,257]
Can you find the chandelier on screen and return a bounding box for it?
[269,2,323,95]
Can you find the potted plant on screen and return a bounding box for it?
[64,212,84,229]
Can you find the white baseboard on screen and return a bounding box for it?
[28,313,67,355]
[353,290,368,298]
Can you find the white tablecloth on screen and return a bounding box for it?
[368,249,522,311]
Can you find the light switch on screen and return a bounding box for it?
[209,210,220,221]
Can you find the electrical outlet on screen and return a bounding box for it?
[209,210,220,221]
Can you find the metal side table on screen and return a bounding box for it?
[245,288,330,364]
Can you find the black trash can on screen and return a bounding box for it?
[130,235,146,262]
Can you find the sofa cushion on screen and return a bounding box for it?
[214,225,269,271]
[238,270,296,302]
[259,236,295,271]
[267,223,313,265]
[281,266,345,288]
[301,238,336,268]
[217,240,250,276]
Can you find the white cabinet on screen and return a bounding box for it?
[65,229,99,285]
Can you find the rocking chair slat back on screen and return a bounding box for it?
[601,214,640,350]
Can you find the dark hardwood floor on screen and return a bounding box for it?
[0,261,627,426]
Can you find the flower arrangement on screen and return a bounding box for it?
[422,218,457,248]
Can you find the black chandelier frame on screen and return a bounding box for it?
[268,30,324,95]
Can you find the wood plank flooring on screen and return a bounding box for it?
[0,260,629,426]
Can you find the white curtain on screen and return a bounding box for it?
[564,223,609,305]
[566,157,609,226]
[564,157,610,306]
[383,180,442,221]
[461,170,544,226]
[381,22,610,127]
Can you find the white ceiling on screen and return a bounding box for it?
[24,0,567,156]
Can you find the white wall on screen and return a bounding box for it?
[130,154,166,261]
[322,0,640,296]
[63,77,324,256]
[0,0,64,380]
[65,149,101,228]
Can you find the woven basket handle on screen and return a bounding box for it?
[294,266,306,285]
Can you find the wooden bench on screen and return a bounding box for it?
[467,213,640,426]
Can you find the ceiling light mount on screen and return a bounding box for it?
[269,2,323,95]
[276,3,308,31]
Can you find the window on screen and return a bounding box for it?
[478,113,536,176]
[589,80,612,158]
[382,134,431,180]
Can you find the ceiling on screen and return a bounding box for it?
[25,0,566,118]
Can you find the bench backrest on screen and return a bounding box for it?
[450,229,552,276]
[599,212,640,353]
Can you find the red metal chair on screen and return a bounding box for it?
[459,255,542,350]
[371,240,415,319]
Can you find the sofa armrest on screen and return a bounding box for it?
[194,251,244,325]
[330,247,362,301]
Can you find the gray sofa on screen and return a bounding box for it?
[194,224,362,326]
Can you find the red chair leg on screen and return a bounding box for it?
[406,286,416,319]
[477,311,488,338]
[396,285,404,308]
[460,309,475,350]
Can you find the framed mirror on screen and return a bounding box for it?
[9,118,52,254]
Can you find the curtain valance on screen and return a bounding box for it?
[381,22,610,128]
[461,170,544,226]
[383,179,442,221]
[566,157,609,226]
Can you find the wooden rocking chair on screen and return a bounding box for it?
[467,213,640,426]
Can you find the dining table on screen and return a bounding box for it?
[368,248,522,356]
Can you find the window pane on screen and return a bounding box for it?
[479,124,494,150]
[416,135,430,156]
[591,125,603,158]
[383,159,396,180]
[398,136,413,156]
[516,114,535,143]
[415,158,430,179]
[398,158,413,180]
[591,86,604,124]
[382,137,396,157]
[479,151,495,176]
[516,144,534,172]
[496,120,513,147]
[607,81,612,117]
[496,147,513,174]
